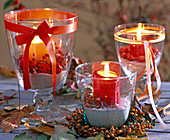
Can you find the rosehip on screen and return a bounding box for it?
[138,55,145,62]
[126,54,134,61]
[124,46,130,53]
[12,0,20,6]
[152,48,159,54]
[119,47,126,53]
[19,59,23,68]
[120,52,126,59]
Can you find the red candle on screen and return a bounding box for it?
[129,44,145,58]
[129,23,145,58]
[92,63,120,105]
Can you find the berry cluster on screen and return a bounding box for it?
[62,107,153,139]
[17,50,68,74]
[119,45,160,62]
[83,91,117,108]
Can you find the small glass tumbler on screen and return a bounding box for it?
[75,61,137,128]
[114,23,165,95]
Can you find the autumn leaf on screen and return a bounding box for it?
[0,104,36,133]
[4,104,28,111]
[24,120,54,136]
[49,125,79,140]
[29,113,44,121]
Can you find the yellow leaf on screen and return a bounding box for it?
[24,120,54,136]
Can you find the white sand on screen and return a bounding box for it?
[84,98,130,128]
[30,70,66,89]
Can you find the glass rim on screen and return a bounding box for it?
[114,23,165,44]
[114,23,165,32]
[4,8,78,24]
[75,61,137,80]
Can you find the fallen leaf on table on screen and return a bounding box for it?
[0,104,36,133]
[29,113,44,121]
[50,125,79,140]
[24,120,54,136]
[4,104,28,111]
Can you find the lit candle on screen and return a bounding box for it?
[129,23,145,59]
[92,62,120,105]
[29,36,49,61]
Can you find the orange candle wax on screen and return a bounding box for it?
[29,36,48,61]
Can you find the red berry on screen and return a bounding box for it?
[138,55,145,62]
[152,48,159,54]
[19,59,23,68]
[126,54,134,61]
[119,47,126,53]
[120,52,126,59]
[124,46,130,53]
[12,0,20,6]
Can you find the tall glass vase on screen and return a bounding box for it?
[114,23,165,98]
[4,8,78,120]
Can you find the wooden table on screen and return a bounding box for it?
[0,77,170,140]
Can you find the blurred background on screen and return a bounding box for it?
[0,0,170,81]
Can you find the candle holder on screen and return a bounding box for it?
[114,23,165,96]
[4,8,78,120]
[75,61,137,128]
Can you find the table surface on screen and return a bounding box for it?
[0,77,170,140]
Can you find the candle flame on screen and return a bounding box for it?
[31,26,43,44]
[137,23,142,41]
[98,62,118,77]
[104,63,110,77]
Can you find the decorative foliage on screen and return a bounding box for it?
[0,104,36,133]
[3,0,25,10]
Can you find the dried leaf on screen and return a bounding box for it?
[24,120,54,136]
[50,125,78,140]
[29,113,44,121]
[4,104,28,111]
[0,104,35,132]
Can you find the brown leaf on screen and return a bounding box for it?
[0,104,35,133]
[24,120,54,136]
[29,113,44,121]
[4,104,28,111]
